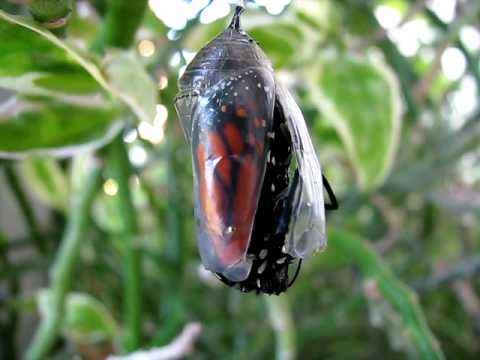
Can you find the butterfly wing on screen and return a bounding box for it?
[175,88,199,143]
[189,68,275,281]
[275,82,327,258]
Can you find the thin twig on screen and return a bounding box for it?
[353,0,428,50]
[452,280,480,336]
[107,323,203,360]
[412,256,480,291]
[413,42,448,102]
[372,194,403,254]
[424,8,480,90]
[413,0,480,102]
[453,215,480,337]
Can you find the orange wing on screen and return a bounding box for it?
[191,69,275,281]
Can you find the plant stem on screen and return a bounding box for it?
[89,0,149,349]
[3,165,46,254]
[0,232,19,360]
[109,136,143,352]
[91,0,148,53]
[423,7,480,90]
[265,295,297,360]
[329,229,445,360]
[165,138,185,276]
[26,162,102,360]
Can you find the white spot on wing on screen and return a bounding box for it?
[257,261,267,274]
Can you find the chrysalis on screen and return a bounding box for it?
[175,6,338,294]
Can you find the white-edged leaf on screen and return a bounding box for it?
[103,50,157,124]
[309,52,402,189]
[0,10,157,123]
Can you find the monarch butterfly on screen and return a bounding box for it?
[175,6,337,295]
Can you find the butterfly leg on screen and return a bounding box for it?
[323,174,338,211]
[273,169,303,289]
[275,169,300,235]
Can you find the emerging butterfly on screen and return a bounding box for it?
[175,6,338,295]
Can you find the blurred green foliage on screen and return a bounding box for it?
[0,0,479,359]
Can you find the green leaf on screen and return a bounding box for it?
[0,10,157,122]
[19,158,70,211]
[0,10,108,96]
[62,293,118,344]
[183,17,228,52]
[0,72,102,103]
[103,50,157,124]
[309,53,402,189]
[0,101,121,159]
[249,21,304,68]
[328,230,445,359]
[38,290,118,344]
[293,0,336,31]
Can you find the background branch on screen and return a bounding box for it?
[108,136,143,352]
[413,0,480,102]
[91,0,148,52]
[0,231,20,360]
[26,161,102,360]
[412,255,480,291]
[3,164,45,253]
[354,0,428,50]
